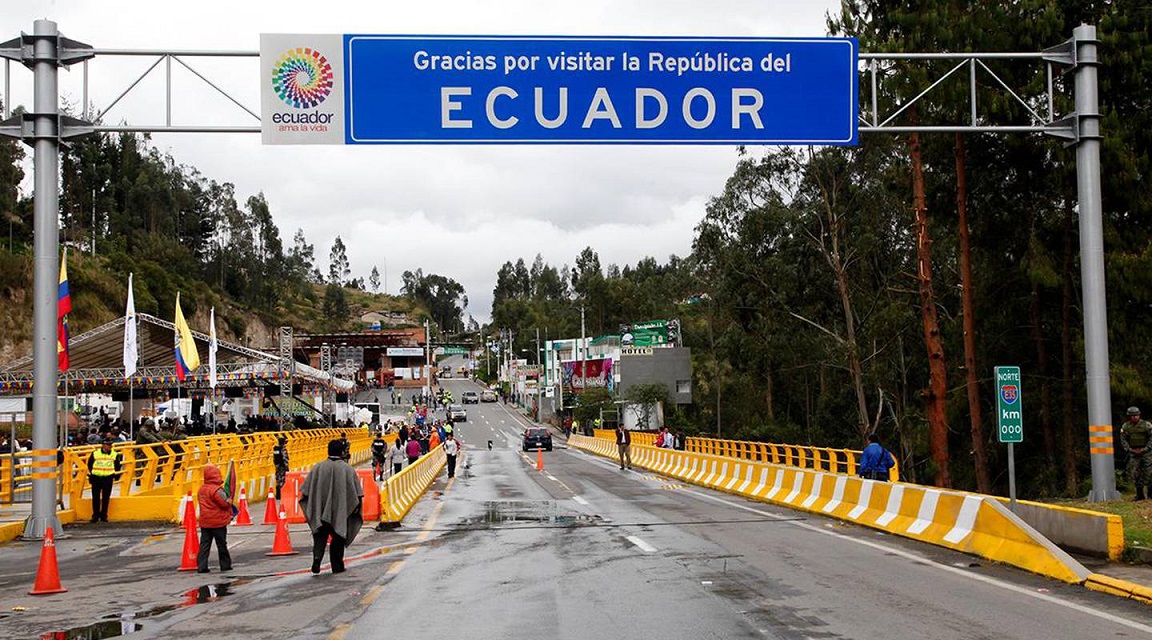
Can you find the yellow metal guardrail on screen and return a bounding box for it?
[0,453,34,503]
[46,428,371,521]
[592,429,899,481]
[378,443,447,527]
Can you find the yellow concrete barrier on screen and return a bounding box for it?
[570,434,1091,584]
[60,428,371,522]
[592,429,896,480]
[378,444,447,527]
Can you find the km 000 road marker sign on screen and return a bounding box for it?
[995,365,1023,444]
[260,35,858,145]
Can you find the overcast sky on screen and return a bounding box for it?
[2,0,839,324]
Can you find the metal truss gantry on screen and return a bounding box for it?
[0,21,1115,539]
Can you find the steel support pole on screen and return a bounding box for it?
[25,20,63,540]
[424,319,431,399]
[1074,25,1119,501]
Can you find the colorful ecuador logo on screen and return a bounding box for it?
[1001,385,1019,404]
[272,48,333,109]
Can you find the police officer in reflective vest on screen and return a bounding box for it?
[1122,406,1152,501]
[87,438,122,522]
[272,436,290,500]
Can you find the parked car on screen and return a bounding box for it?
[480,390,498,403]
[523,427,553,451]
[448,404,467,422]
[462,391,480,404]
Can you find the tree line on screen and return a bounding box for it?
[0,125,467,334]
[488,1,1152,498]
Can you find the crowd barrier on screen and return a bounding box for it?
[571,434,1093,584]
[4,428,374,523]
[377,443,447,527]
[592,428,899,481]
[1,452,34,503]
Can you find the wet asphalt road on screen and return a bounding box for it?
[1,377,1150,639]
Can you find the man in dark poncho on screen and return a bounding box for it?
[300,439,364,574]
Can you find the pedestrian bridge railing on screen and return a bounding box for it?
[591,429,899,482]
[1,428,372,520]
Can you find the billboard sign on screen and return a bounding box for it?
[621,319,680,347]
[261,35,858,145]
[562,358,614,392]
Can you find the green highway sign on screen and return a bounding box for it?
[995,366,1023,443]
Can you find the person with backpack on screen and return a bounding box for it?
[859,434,896,481]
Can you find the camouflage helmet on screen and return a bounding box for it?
[1127,406,1141,416]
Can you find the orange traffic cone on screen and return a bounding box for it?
[181,491,196,531]
[28,527,67,595]
[536,449,544,471]
[266,511,299,556]
[262,491,278,525]
[177,520,200,572]
[234,487,252,526]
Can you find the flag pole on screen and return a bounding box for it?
[128,380,134,440]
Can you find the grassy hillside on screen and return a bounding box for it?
[0,248,424,363]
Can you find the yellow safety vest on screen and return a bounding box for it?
[91,450,118,477]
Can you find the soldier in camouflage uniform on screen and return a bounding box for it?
[272,436,290,501]
[1121,406,1152,501]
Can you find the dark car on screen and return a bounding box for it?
[462,391,480,404]
[522,427,553,452]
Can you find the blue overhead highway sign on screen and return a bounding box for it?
[260,35,859,145]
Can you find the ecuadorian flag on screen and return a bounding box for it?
[57,250,72,371]
[174,293,200,381]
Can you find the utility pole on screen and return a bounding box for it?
[535,327,541,420]
[580,306,587,394]
[424,318,431,399]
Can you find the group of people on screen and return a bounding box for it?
[370,418,462,481]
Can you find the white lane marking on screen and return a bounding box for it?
[573,496,589,505]
[546,474,558,481]
[626,535,657,553]
[674,485,1152,635]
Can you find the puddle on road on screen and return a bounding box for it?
[467,500,599,528]
[37,579,247,639]
[180,579,247,605]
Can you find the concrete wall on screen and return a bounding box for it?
[618,347,692,405]
[1002,499,1124,559]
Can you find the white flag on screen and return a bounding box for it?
[123,273,138,378]
[209,307,218,389]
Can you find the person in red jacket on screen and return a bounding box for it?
[197,464,234,573]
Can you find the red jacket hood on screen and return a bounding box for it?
[202,464,222,485]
